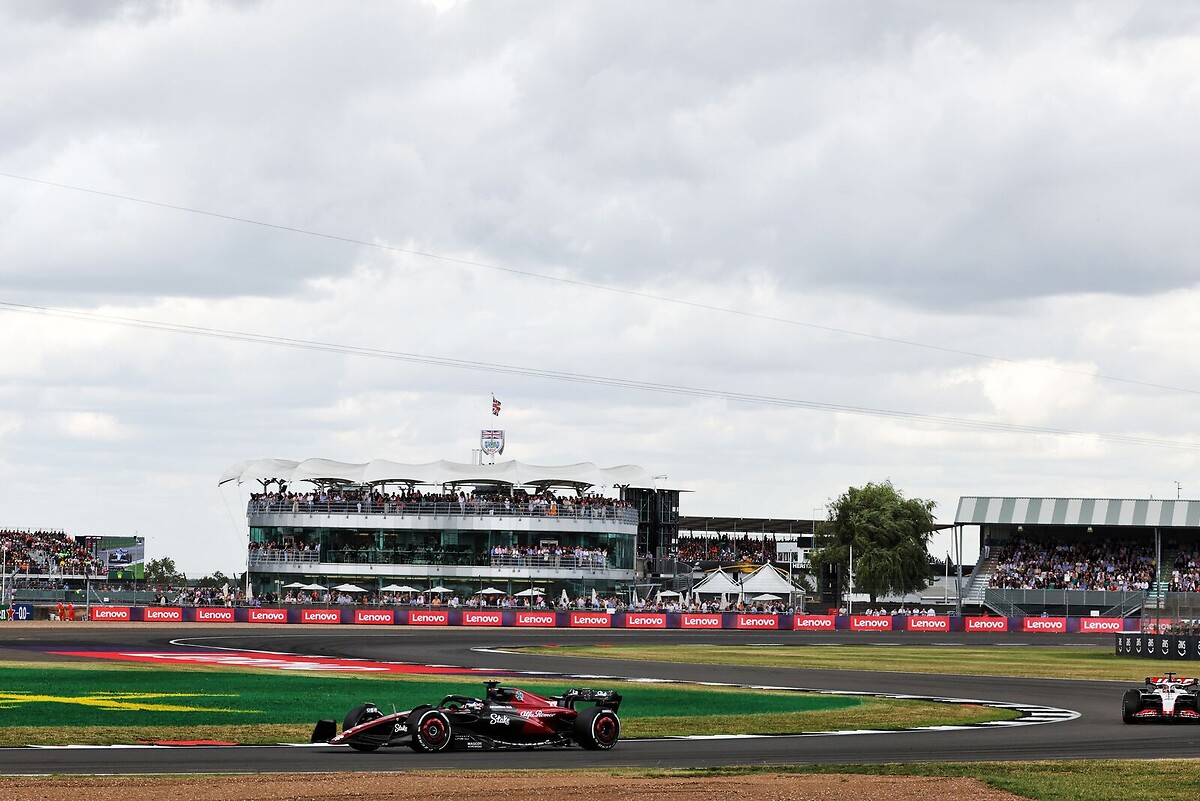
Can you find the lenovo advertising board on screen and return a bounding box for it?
[354,609,395,625]
[735,614,779,630]
[300,608,342,625]
[1078,617,1124,633]
[407,610,449,626]
[849,615,893,631]
[570,612,612,628]
[248,608,289,624]
[904,616,950,632]
[623,613,667,629]
[515,611,557,627]
[89,606,131,622]
[680,613,723,629]
[965,616,1008,632]
[142,607,183,623]
[792,615,837,631]
[1022,617,1067,633]
[194,607,236,623]
[461,610,503,627]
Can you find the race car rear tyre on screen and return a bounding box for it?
[410,706,453,753]
[574,706,620,750]
[1122,689,1141,724]
[343,703,385,751]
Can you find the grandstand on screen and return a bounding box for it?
[955,496,1200,621]
[222,458,683,602]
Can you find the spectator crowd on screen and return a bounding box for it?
[988,535,1155,591]
[249,488,633,519]
[1,529,105,577]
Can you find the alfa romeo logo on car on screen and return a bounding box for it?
[481,430,505,456]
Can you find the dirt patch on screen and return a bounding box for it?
[0,771,1026,801]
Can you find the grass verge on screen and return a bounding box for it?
[514,644,1165,681]
[627,761,1200,801]
[0,663,1014,745]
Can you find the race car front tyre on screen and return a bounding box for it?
[410,706,453,752]
[1122,690,1141,724]
[343,703,385,751]
[574,707,620,750]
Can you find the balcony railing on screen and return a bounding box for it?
[248,499,639,525]
[248,548,614,571]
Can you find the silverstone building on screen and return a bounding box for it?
[220,458,682,600]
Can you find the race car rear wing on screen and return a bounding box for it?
[557,688,622,711]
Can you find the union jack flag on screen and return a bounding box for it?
[492,396,501,416]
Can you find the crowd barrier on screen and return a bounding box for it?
[62,605,1141,632]
[1115,633,1200,660]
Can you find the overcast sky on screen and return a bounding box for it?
[2,1,1199,576]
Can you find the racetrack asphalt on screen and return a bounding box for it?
[2,625,1198,775]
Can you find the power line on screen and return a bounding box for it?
[2,300,1196,452]
[1,170,1194,397]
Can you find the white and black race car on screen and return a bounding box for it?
[1122,672,1200,723]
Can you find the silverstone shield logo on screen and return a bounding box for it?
[481,429,505,456]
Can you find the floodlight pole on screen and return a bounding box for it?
[2,545,7,608]
[847,544,853,616]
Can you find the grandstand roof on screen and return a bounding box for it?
[956,496,1200,528]
[677,516,819,536]
[219,458,661,491]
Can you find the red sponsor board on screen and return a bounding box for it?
[965,617,1008,632]
[89,606,131,622]
[407,610,449,626]
[142,607,183,622]
[354,609,395,625]
[1079,617,1124,633]
[736,614,779,630]
[570,612,612,628]
[515,611,557,628]
[248,608,289,624]
[194,608,235,623]
[1022,616,1067,633]
[680,613,723,629]
[793,615,837,630]
[905,616,950,632]
[462,610,503,627]
[849,615,893,631]
[624,613,667,629]
[300,608,342,625]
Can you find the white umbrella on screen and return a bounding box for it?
[428,585,452,593]
[333,583,368,593]
[752,593,783,602]
[514,588,545,597]
[475,587,506,595]
[283,581,307,588]
[381,584,419,592]
[657,589,681,597]
[301,583,327,591]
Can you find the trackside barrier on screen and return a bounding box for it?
[71,607,1144,631]
[1116,633,1200,660]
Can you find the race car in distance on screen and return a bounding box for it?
[1122,672,1200,723]
[312,680,622,752]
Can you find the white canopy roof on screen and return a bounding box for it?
[690,569,742,595]
[739,564,801,595]
[220,458,664,490]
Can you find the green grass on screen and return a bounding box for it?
[0,662,1013,745]
[514,644,1164,681]
[630,761,1200,801]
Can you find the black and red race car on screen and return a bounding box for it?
[312,680,622,752]
[1122,672,1200,723]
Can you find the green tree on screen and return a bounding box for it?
[810,480,936,605]
[145,557,186,587]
